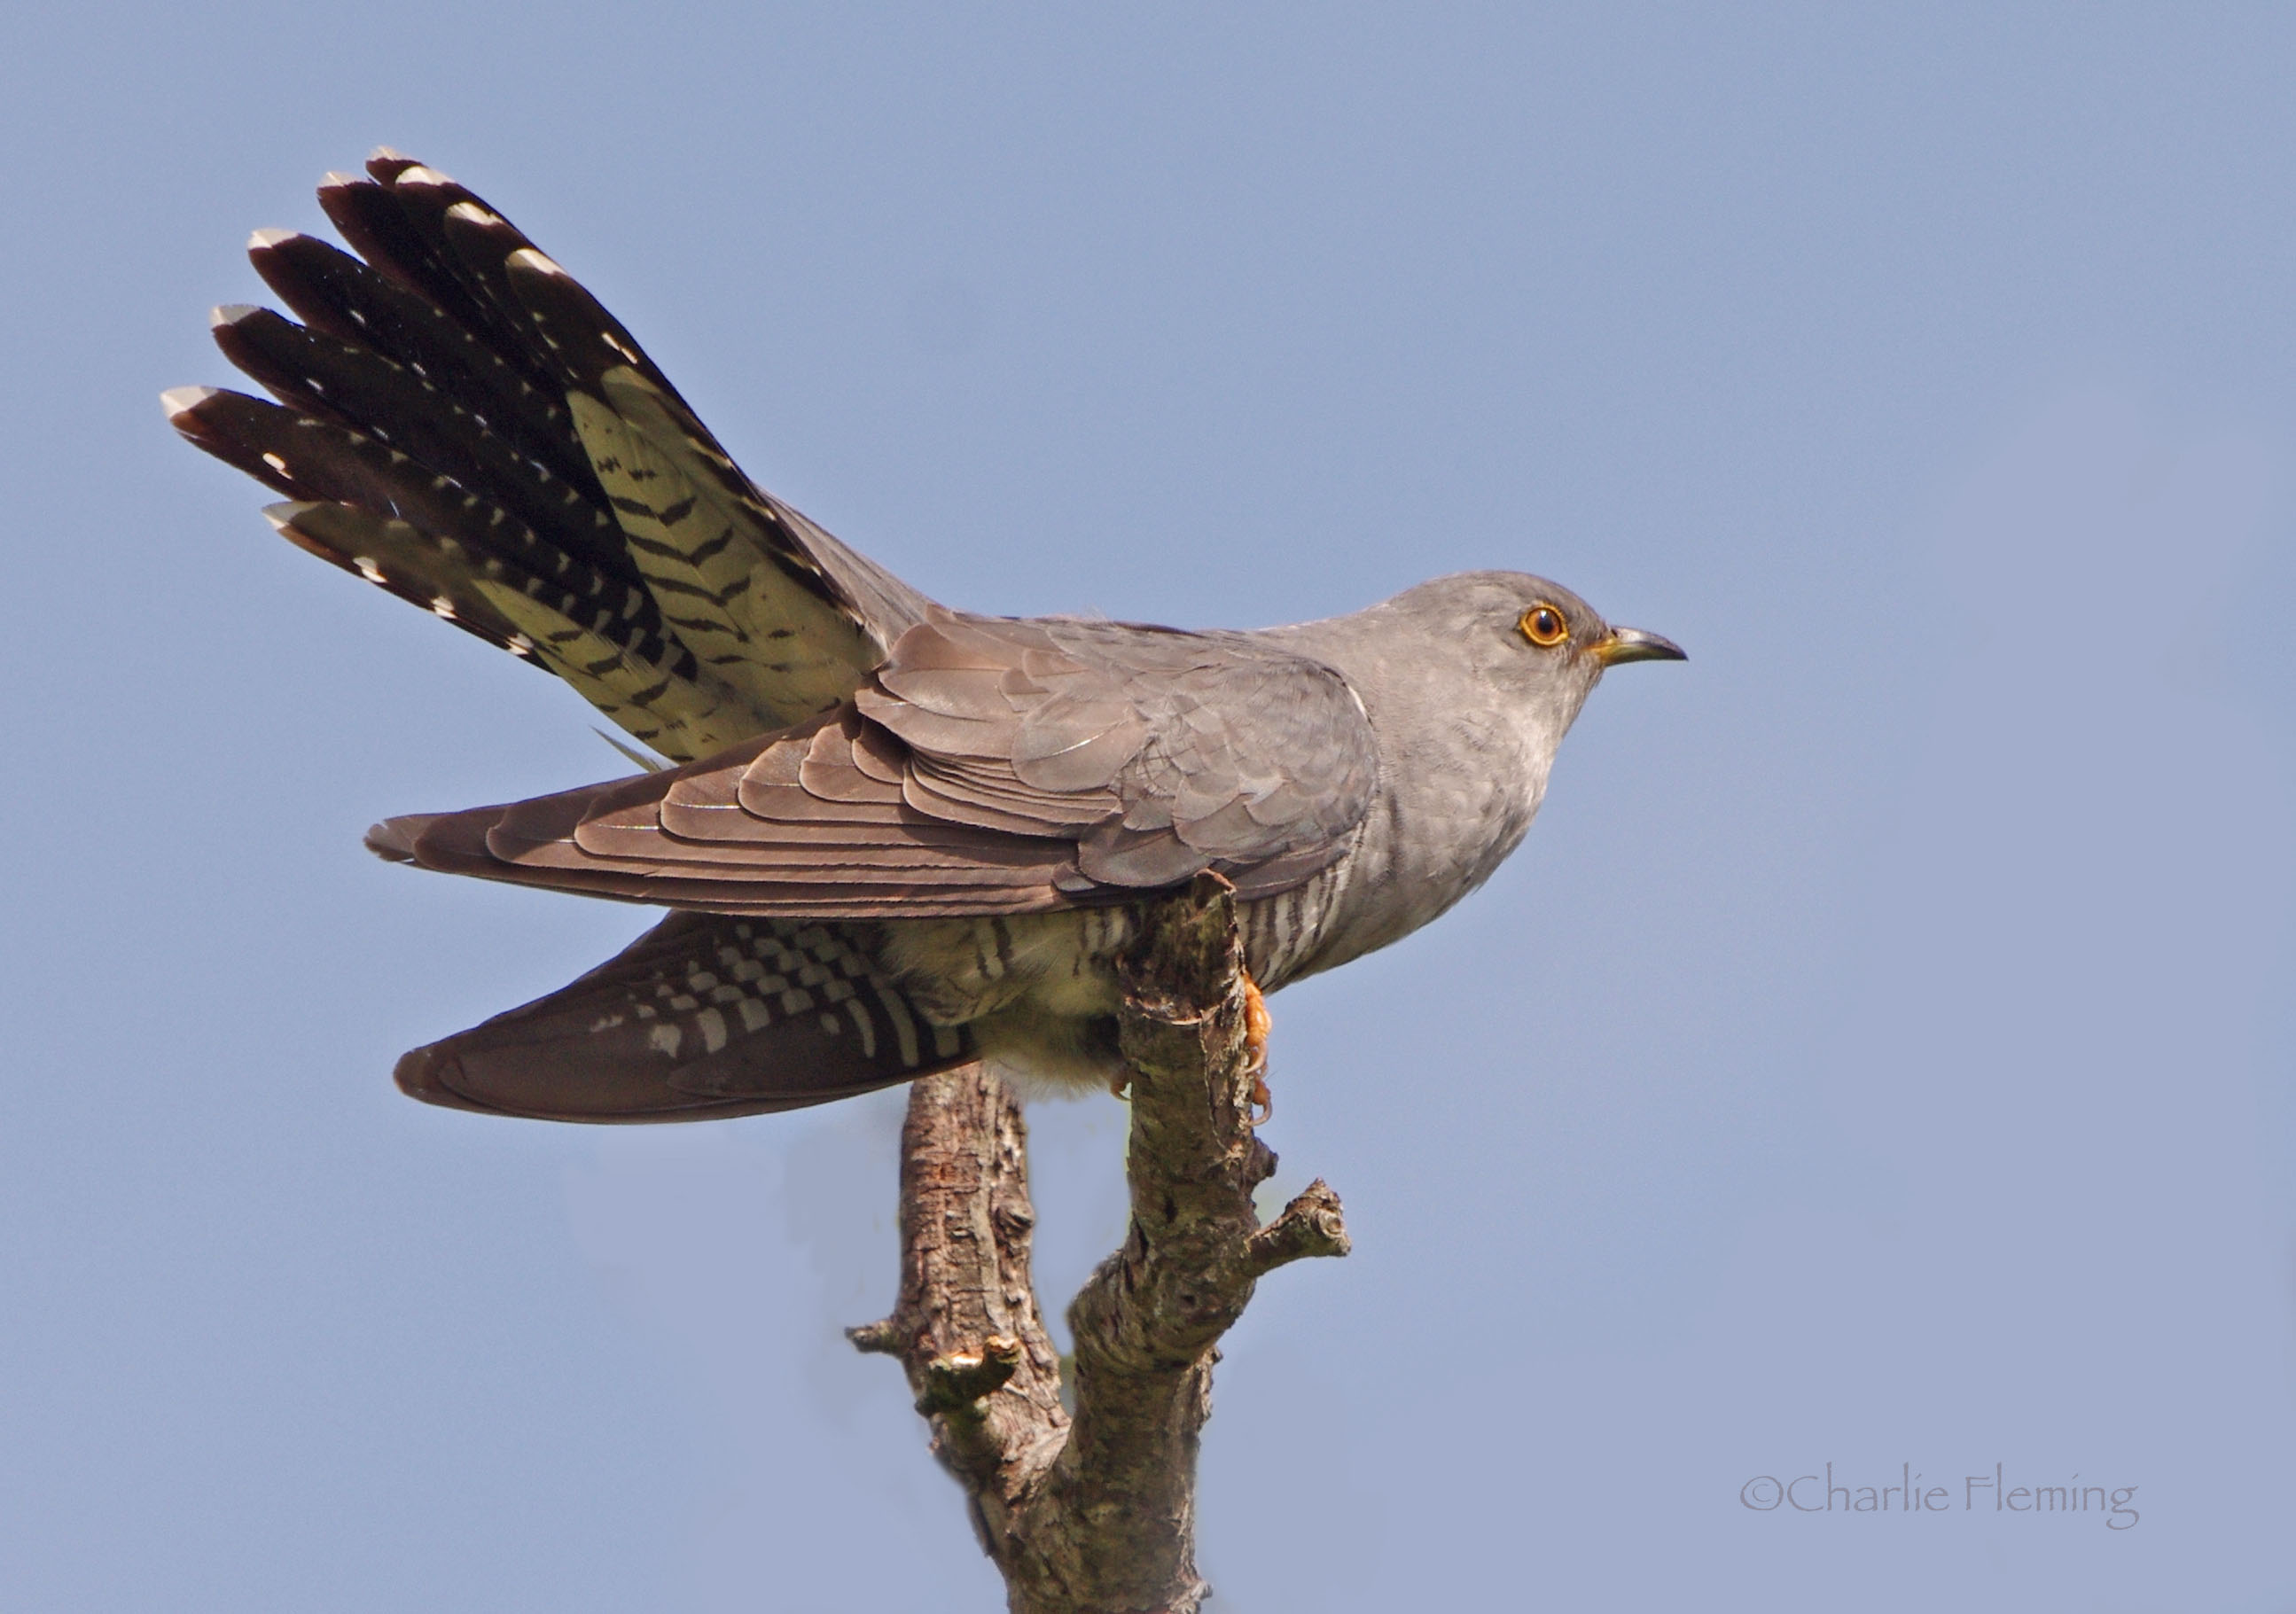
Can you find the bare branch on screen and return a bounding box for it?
[852,874,1348,1613]
[846,1067,1068,1540]
[1244,1180,1353,1278]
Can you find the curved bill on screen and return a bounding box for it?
[1594,626,1687,667]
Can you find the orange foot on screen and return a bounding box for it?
[1243,971,1273,1126]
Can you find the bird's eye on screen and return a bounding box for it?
[1519,604,1569,648]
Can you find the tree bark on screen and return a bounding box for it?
[849,874,1349,1613]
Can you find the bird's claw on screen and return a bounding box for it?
[1109,971,1271,1119]
[1246,1069,1274,1127]
[1243,973,1273,1127]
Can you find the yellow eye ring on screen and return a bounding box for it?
[1519,604,1569,648]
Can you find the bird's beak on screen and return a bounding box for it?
[1592,626,1687,667]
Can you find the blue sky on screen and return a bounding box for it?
[4,5,2292,1608]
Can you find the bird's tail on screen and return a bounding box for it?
[164,151,915,761]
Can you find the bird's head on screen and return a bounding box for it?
[1387,570,1685,714]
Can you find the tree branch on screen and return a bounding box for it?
[844,1066,1068,1554]
[849,874,1349,1612]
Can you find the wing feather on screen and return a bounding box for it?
[373,609,1378,915]
[394,909,972,1123]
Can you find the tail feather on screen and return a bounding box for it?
[168,387,709,667]
[173,151,935,752]
[394,910,973,1122]
[246,230,598,499]
[256,498,759,760]
[208,302,615,555]
[319,161,554,394]
[261,500,534,659]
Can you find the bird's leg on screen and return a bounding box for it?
[1243,971,1273,1125]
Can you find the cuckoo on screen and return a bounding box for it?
[166,152,1684,1124]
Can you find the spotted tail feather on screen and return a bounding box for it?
[168,151,936,758]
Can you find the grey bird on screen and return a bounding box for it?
[166,152,1683,1123]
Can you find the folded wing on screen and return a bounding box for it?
[394,910,972,1121]
[372,610,1381,915]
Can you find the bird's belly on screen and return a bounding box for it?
[873,910,1130,1027]
[867,910,1127,1096]
[866,862,1359,1098]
